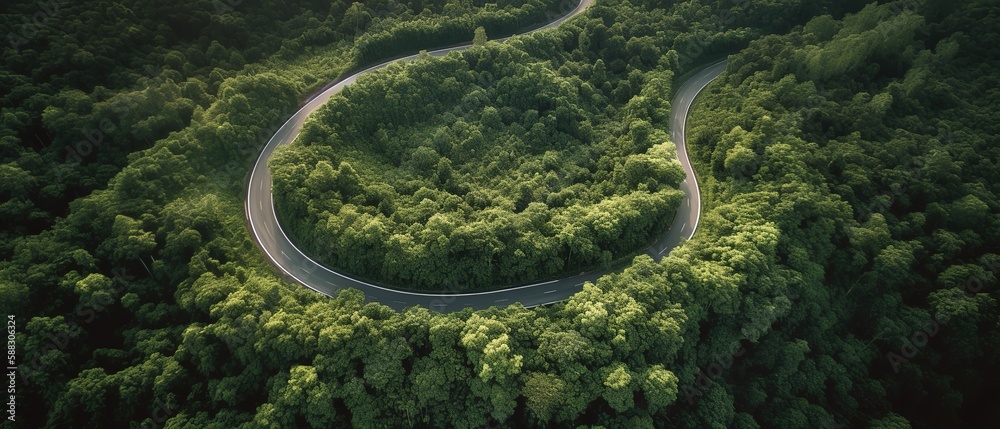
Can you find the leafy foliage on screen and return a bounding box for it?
[4,1,997,429]
[273,42,684,290]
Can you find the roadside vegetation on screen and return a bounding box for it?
[2,0,997,428]
[685,3,1000,425]
[273,35,685,290]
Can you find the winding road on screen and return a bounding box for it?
[245,0,727,312]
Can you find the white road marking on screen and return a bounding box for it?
[574,282,584,287]
[280,251,288,258]
[545,289,558,294]
[494,299,508,303]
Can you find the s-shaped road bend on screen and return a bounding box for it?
[245,0,728,312]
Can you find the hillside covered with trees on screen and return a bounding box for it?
[272,36,686,290]
[0,0,569,245]
[2,0,998,428]
[684,2,1000,425]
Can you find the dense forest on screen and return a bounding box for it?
[0,0,568,244]
[2,0,998,428]
[272,36,686,290]
[685,2,1000,425]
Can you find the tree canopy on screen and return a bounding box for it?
[3,0,998,428]
[272,41,685,290]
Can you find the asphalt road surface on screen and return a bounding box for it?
[245,1,727,312]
